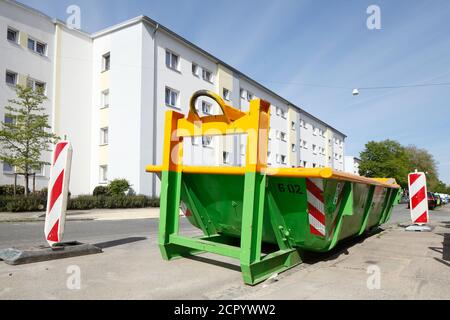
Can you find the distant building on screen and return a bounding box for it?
[1,0,347,196]
[344,156,361,176]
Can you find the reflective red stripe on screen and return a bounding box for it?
[53,142,68,165]
[411,186,426,210]
[306,178,324,202]
[48,170,64,213]
[415,212,428,223]
[307,203,325,225]
[408,173,421,186]
[46,219,59,242]
[310,224,323,236]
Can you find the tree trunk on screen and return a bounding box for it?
[24,173,29,196]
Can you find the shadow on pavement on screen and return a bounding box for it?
[184,255,241,272]
[299,228,384,265]
[429,232,450,267]
[94,236,147,249]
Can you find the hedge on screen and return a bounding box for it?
[0,185,26,196]
[0,195,160,212]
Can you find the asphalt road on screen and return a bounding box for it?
[1,204,449,299]
[0,216,199,249]
[0,204,448,249]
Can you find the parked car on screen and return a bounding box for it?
[406,192,440,210]
[438,193,449,205]
[434,193,442,207]
[428,192,437,210]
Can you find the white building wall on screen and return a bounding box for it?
[55,23,92,195]
[0,0,54,189]
[1,2,349,197]
[298,113,327,168]
[155,30,217,168]
[344,156,360,175]
[90,33,110,191]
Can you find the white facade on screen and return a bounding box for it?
[1,0,347,196]
[345,156,361,176]
[0,0,55,190]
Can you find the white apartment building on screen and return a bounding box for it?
[344,156,361,176]
[0,0,346,197]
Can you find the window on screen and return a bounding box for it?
[313,163,317,168]
[291,144,296,152]
[247,91,254,101]
[26,78,46,93]
[192,63,199,76]
[223,151,230,164]
[7,28,18,43]
[280,109,286,119]
[223,88,230,101]
[291,121,295,130]
[191,136,200,146]
[276,154,281,164]
[302,140,308,149]
[280,132,287,141]
[312,144,317,154]
[313,126,317,136]
[165,50,179,71]
[202,136,212,147]
[5,71,17,86]
[4,115,14,124]
[99,165,108,183]
[303,161,307,167]
[202,69,213,83]
[276,107,281,116]
[27,38,46,55]
[100,127,109,145]
[240,88,246,99]
[201,101,212,115]
[165,87,179,108]
[3,162,14,173]
[101,90,109,108]
[281,155,286,164]
[102,52,110,71]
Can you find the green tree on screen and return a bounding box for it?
[0,85,59,196]
[359,140,410,187]
[404,145,440,190]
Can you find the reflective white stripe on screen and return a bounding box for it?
[44,196,62,235]
[411,200,428,221]
[48,147,67,189]
[408,172,428,225]
[307,190,324,214]
[308,214,325,235]
[409,174,426,198]
[309,178,323,190]
[44,141,72,245]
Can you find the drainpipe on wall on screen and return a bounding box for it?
[151,23,159,198]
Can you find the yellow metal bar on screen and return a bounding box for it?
[145,164,399,188]
[330,171,400,188]
[182,166,245,175]
[265,167,333,178]
[146,165,163,173]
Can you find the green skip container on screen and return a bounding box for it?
[146,90,401,285]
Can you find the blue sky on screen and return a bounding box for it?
[18,0,450,183]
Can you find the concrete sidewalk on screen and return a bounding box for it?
[0,207,165,223]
